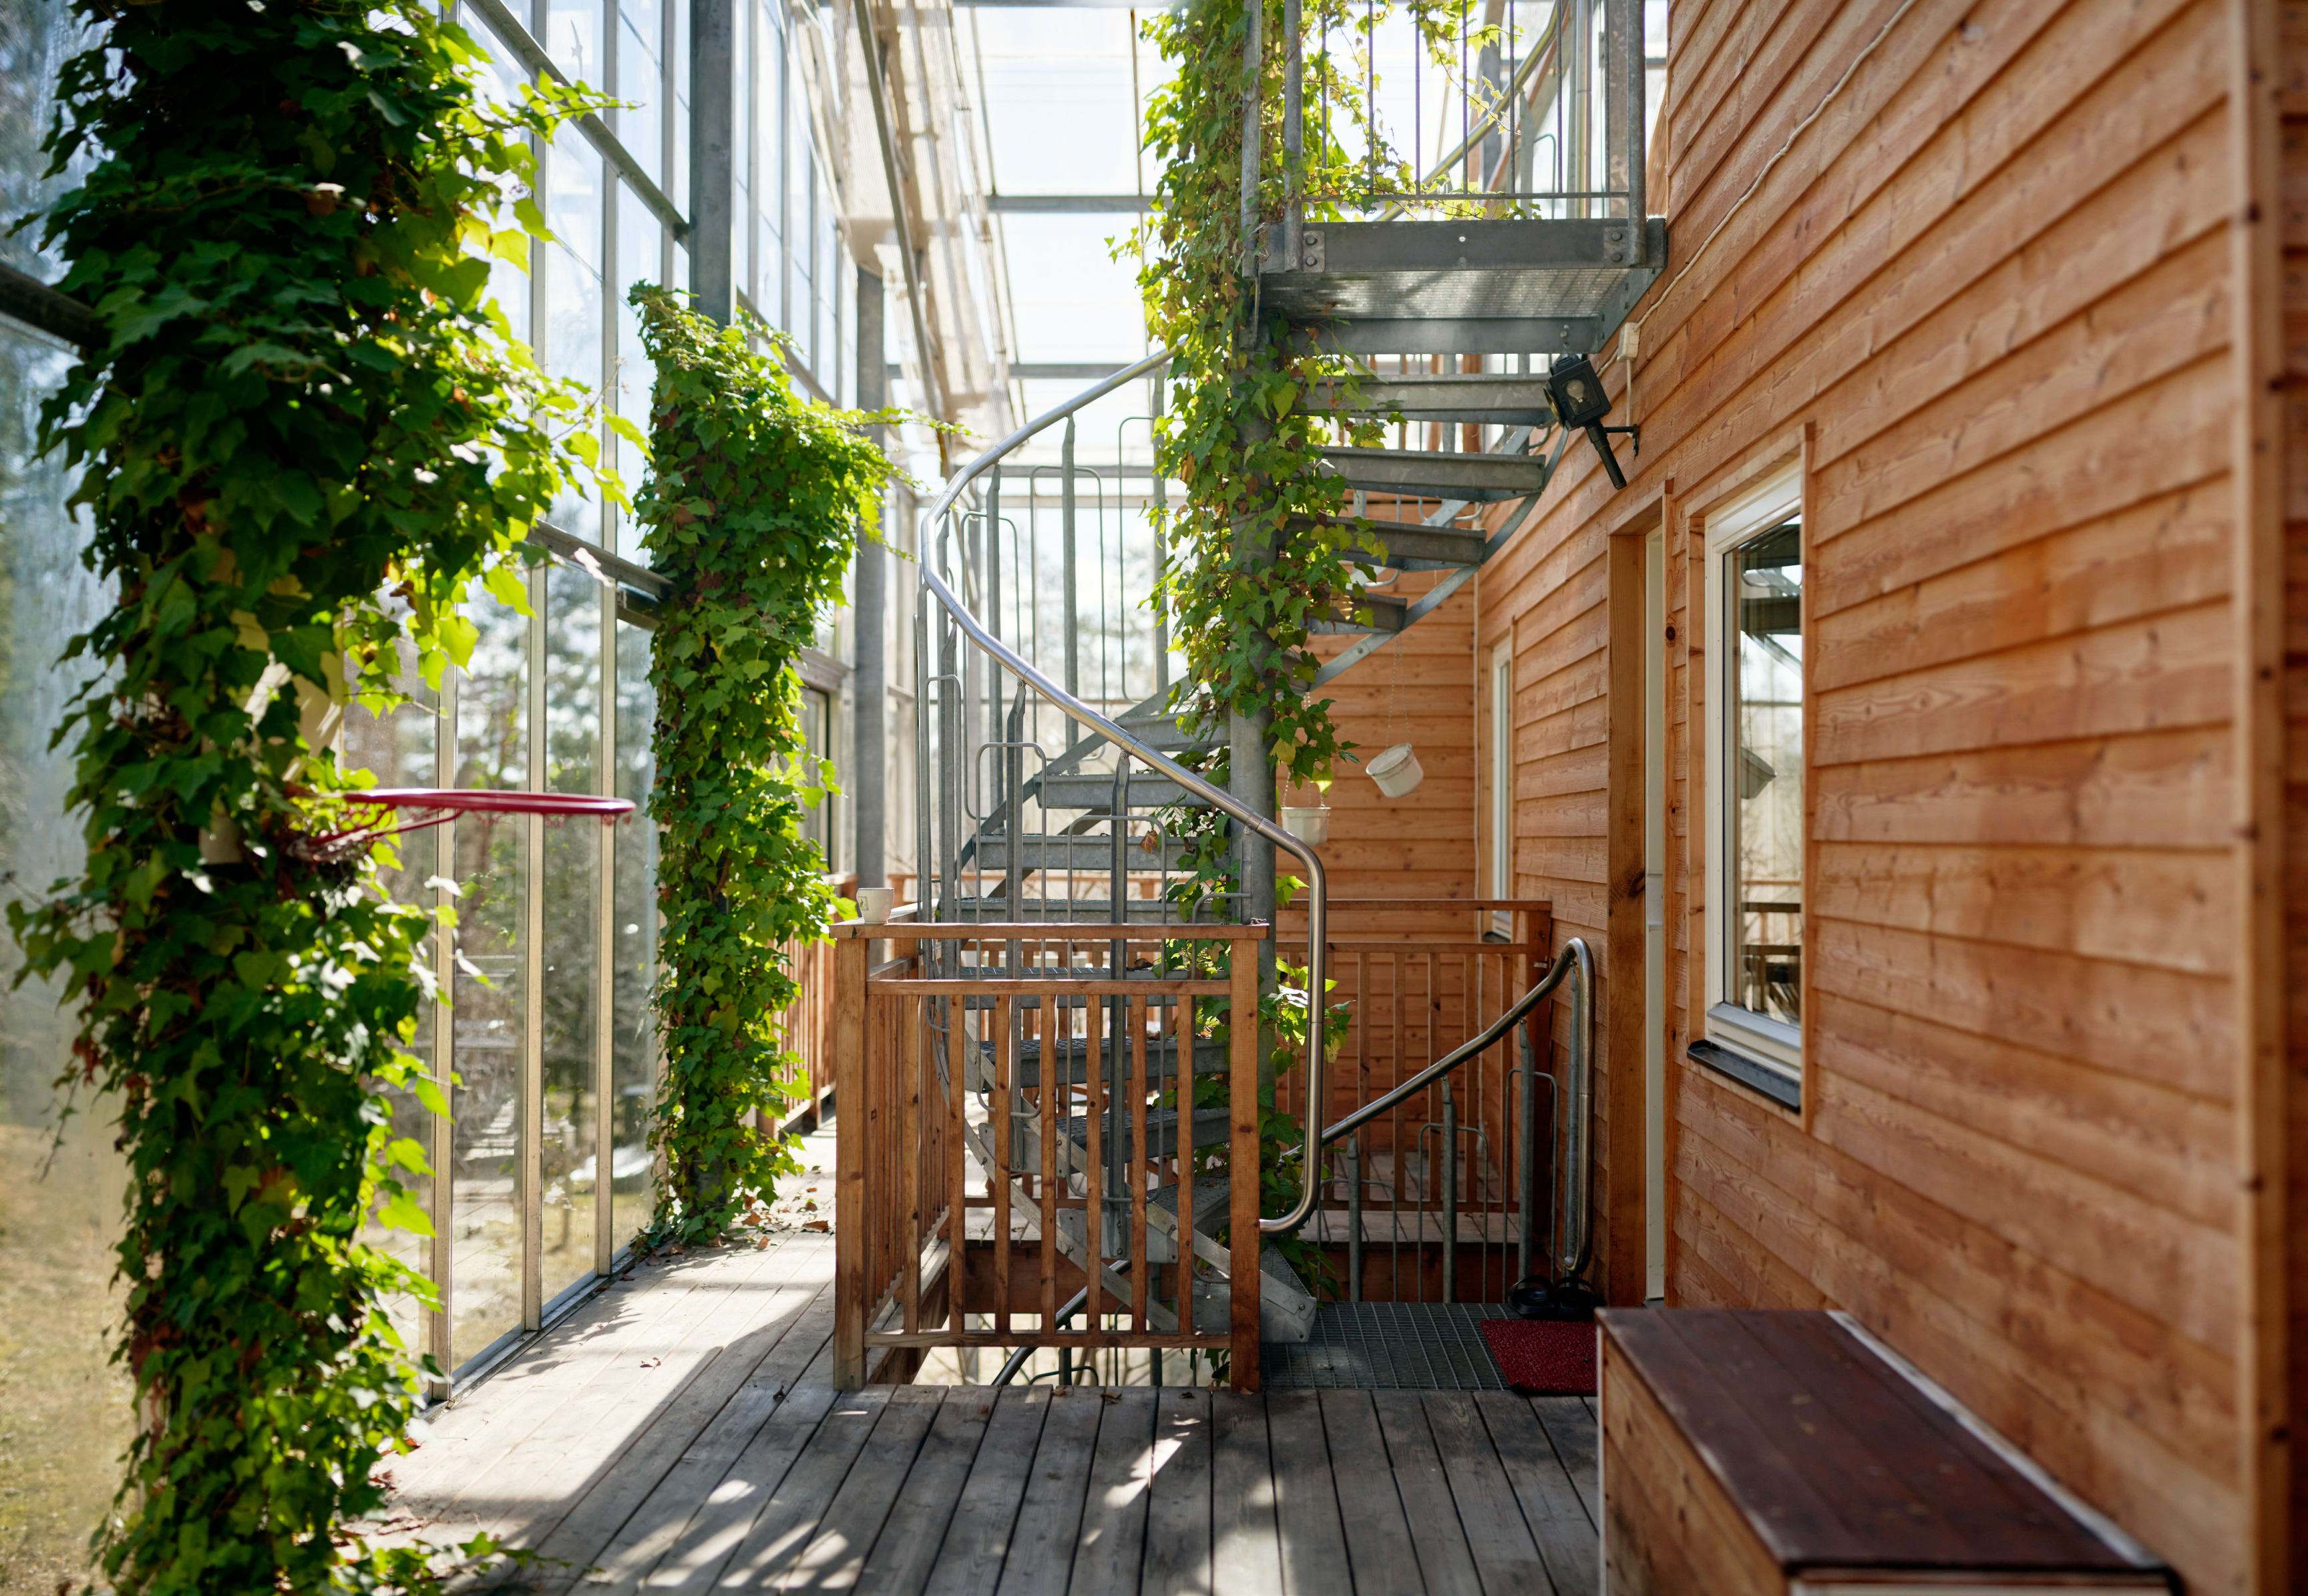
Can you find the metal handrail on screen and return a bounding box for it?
[1316,936,1593,1282]
[917,348,1334,1237]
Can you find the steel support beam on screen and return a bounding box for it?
[689,0,734,324]
[854,266,889,887]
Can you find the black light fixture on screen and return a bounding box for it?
[1547,352,1640,490]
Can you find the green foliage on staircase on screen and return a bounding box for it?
[630,286,900,1247]
[6,5,614,1588]
[1135,0,1484,802]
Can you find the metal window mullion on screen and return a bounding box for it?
[523,563,548,1331]
[429,666,459,1391]
[595,584,617,1275]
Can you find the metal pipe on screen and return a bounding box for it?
[1281,0,1302,266]
[854,268,889,888]
[1346,1137,1363,1302]
[1238,0,1263,272]
[1440,1079,1458,1304]
[1063,417,1079,746]
[689,0,734,323]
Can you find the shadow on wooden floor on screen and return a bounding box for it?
[375,1231,1599,1593]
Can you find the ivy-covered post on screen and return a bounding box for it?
[630,286,898,1244]
[12,6,612,1589]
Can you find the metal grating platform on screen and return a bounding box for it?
[1261,1302,1515,1390]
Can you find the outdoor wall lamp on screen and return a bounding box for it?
[1547,353,1640,490]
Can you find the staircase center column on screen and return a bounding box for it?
[1232,345,1279,1092]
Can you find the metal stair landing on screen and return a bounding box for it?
[1262,1302,1519,1391]
[1262,218,1668,356]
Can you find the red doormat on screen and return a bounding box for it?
[1480,1318,1599,1395]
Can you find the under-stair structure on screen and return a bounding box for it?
[838,0,1658,1389]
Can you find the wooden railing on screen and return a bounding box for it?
[771,873,853,1132]
[1277,900,1557,1305]
[833,922,1269,1390]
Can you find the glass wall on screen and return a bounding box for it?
[0,5,130,1587]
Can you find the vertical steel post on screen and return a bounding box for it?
[522,564,547,1332]
[1346,1136,1364,1303]
[429,667,458,1389]
[1062,416,1080,747]
[854,267,888,887]
[689,0,734,324]
[594,583,616,1278]
[1281,0,1302,266]
[1440,1079,1461,1304]
[1151,375,1169,695]
[1617,0,1646,260]
[1238,0,1263,272]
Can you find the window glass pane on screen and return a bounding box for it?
[1728,520,1802,1028]
[612,183,661,558]
[341,635,440,1351]
[540,569,601,1304]
[616,0,666,185]
[759,0,785,322]
[612,622,660,1247]
[801,684,831,863]
[735,0,752,307]
[547,126,606,542]
[545,0,604,84]
[448,596,528,1368]
[466,23,534,347]
[788,60,810,337]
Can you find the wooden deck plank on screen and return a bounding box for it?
[700,1385,891,1588]
[1209,1392,1284,1596]
[578,1289,838,1591]
[772,1385,944,1591]
[1372,1392,1483,1596]
[1314,1392,1426,1596]
[632,1374,857,1590]
[994,1388,1105,1596]
[1067,1389,1158,1596]
[388,1239,797,1513]
[1422,1395,1552,1596]
[853,1389,998,1596]
[922,1388,1053,1596]
[1140,1390,1213,1596]
[407,1240,825,1560]
[1473,1392,1598,1596]
[1529,1397,1600,1525]
[529,1251,838,1577]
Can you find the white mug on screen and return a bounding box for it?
[855,885,894,924]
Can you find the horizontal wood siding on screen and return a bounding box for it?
[1476,0,2256,1583]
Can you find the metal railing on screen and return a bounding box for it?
[1272,0,1649,234]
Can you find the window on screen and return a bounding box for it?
[1702,469,1804,1098]
[801,684,835,867]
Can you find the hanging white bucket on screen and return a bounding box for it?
[1280,805,1332,846]
[1368,743,1425,799]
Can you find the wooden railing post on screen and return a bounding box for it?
[1227,942,1262,1392]
[833,932,868,1389]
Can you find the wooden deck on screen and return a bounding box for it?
[379,1231,1601,1593]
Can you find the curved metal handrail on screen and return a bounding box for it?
[1317,936,1593,1282]
[917,349,1333,1237]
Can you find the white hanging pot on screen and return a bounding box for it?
[1280,805,1332,846]
[1367,743,1425,799]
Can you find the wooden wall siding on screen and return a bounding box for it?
[2273,0,2308,1580]
[1465,0,2266,1586]
[1294,572,1479,905]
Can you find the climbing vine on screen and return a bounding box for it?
[630,286,901,1247]
[9,4,613,1591]
[1136,0,1486,804]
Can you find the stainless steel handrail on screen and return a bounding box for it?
[1317,936,1593,1281]
[917,349,1333,1237]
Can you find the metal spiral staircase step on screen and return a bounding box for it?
[1308,373,1557,426]
[935,895,1227,924]
[1312,593,1409,636]
[968,1031,1229,1090]
[1033,772,1197,811]
[1319,446,1553,502]
[967,833,1199,872]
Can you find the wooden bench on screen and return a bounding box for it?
[1596,1309,2172,1593]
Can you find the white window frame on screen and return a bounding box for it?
[1702,465,1804,1084]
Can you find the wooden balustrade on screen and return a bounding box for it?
[833,922,1270,1390]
